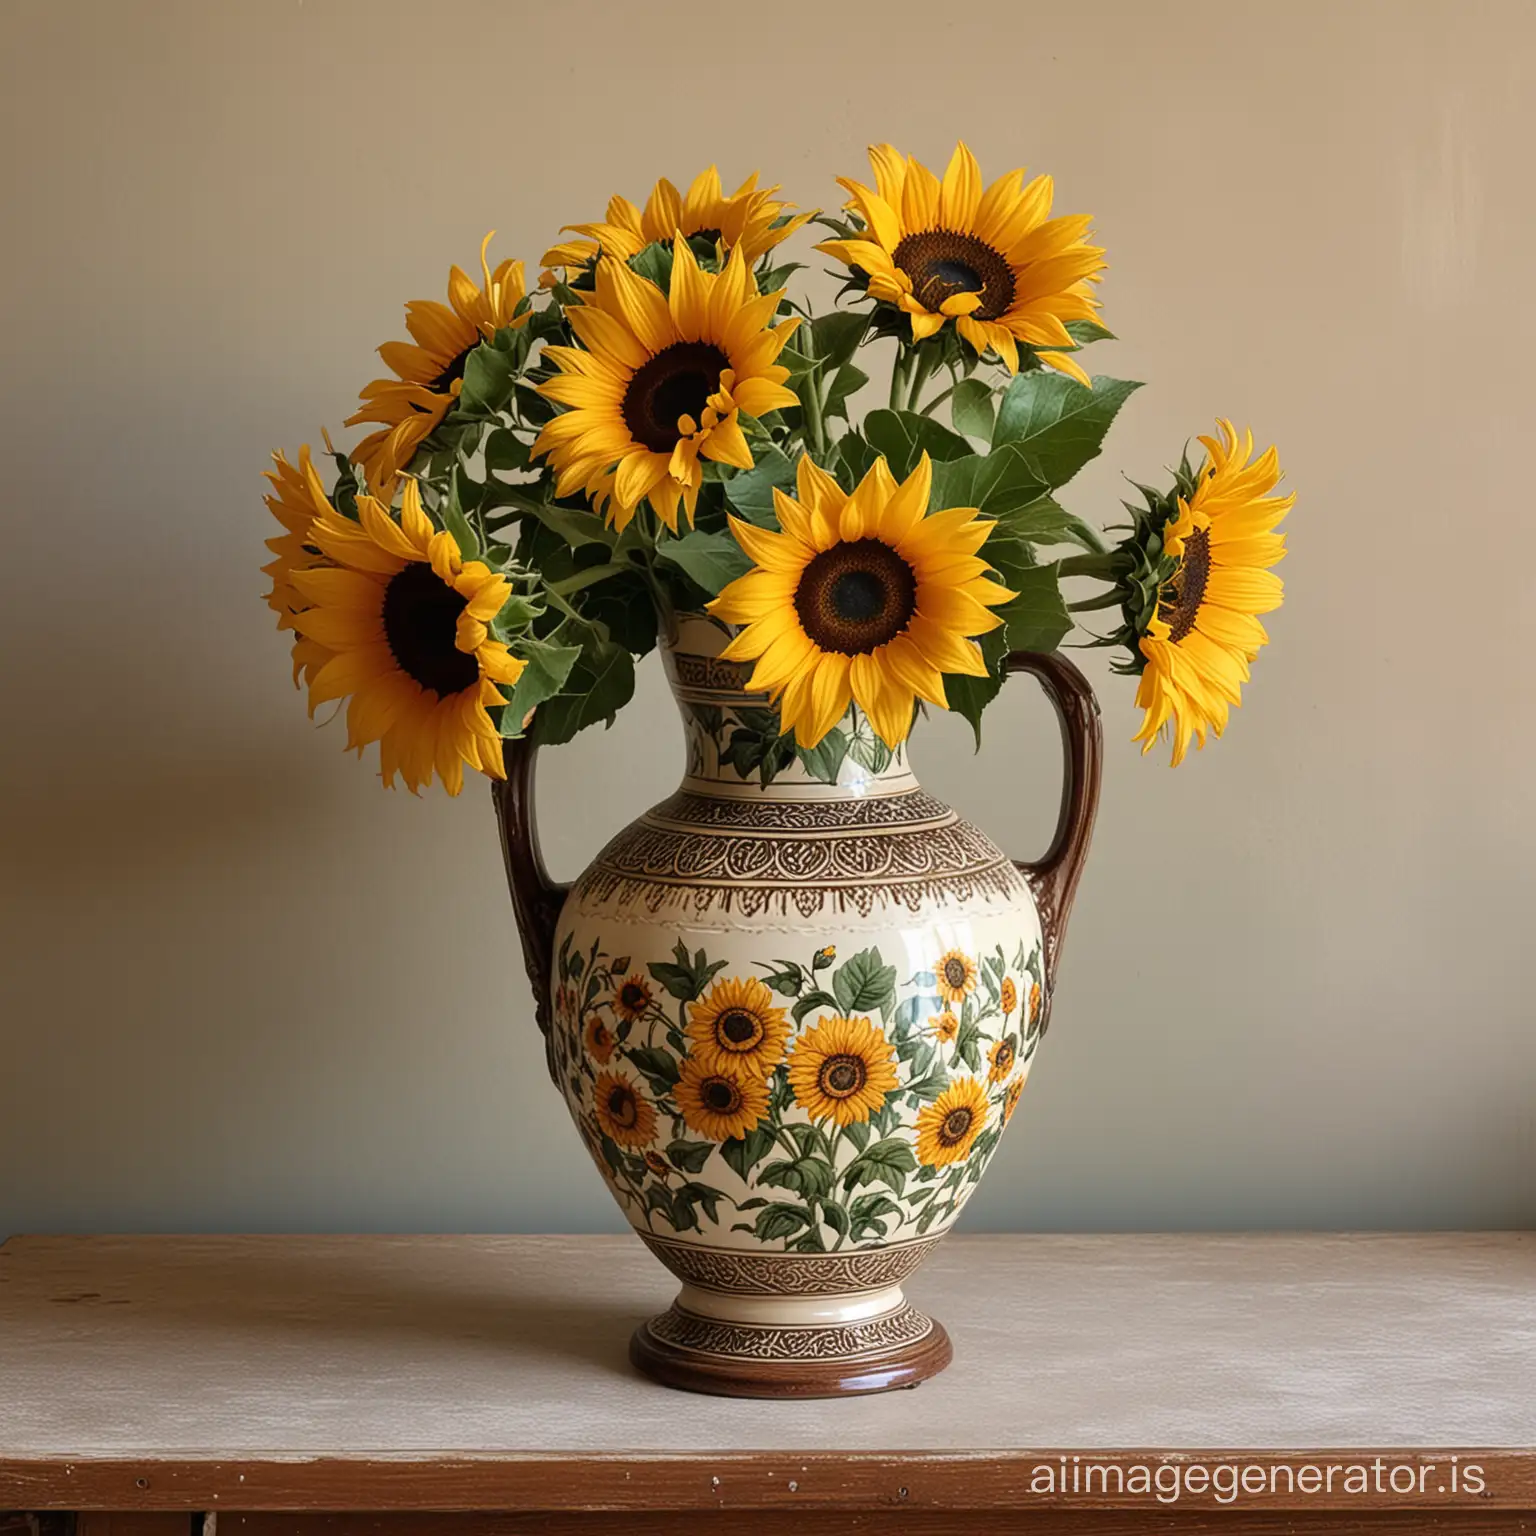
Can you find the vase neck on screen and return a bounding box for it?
[663,615,918,800]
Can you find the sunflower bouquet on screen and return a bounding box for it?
[264,146,1292,791]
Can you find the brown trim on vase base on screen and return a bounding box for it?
[628,1301,953,1399]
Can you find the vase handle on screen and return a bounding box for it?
[490,737,570,1082]
[1003,651,1104,1030]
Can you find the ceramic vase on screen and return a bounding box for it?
[492,616,1100,1397]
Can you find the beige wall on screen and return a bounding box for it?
[2,0,1532,1238]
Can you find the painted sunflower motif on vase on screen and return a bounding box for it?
[346,234,528,493]
[1133,421,1291,766]
[583,1016,617,1064]
[1002,1074,1026,1125]
[533,240,799,532]
[930,1010,960,1044]
[593,1069,657,1149]
[710,452,1014,748]
[785,1015,900,1128]
[288,481,525,795]
[686,976,790,1077]
[542,166,811,275]
[674,1058,770,1142]
[612,974,654,1024]
[999,976,1018,1017]
[915,1077,990,1168]
[987,1037,1017,1085]
[819,142,1105,383]
[935,949,978,1005]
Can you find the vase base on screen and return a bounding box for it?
[629,1299,953,1399]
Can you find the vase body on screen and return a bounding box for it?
[494,616,1100,1397]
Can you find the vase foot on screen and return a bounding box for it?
[629,1299,953,1398]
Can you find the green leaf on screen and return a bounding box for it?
[863,409,973,478]
[1064,318,1116,346]
[753,1204,811,1243]
[721,1126,776,1183]
[1001,493,1108,555]
[759,1156,836,1200]
[665,1139,713,1175]
[997,563,1071,653]
[842,1137,918,1196]
[835,431,876,487]
[496,639,582,736]
[626,1045,680,1089]
[791,989,837,1024]
[951,378,996,444]
[721,446,797,526]
[550,560,632,597]
[990,373,1142,486]
[530,639,636,746]
[831,947,897,1018]
[955,1018,983,1074]
[809,309,870,371]
[943,626,1008,748]
[849,1191,902,1241]
[484,428,530,473]
[524,499,614,551]
[459,344,518,414]
[795,726,848,785]
[444,470,481,560]
[656,528,752,595]
[823,363,868,423]
[892,993,944,1030]
[929,445,1048,519]
[758,962,804,998]
[628,241,674,292]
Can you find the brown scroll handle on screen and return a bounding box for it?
[490,736,570,1083]
[1004,652,1103,1034]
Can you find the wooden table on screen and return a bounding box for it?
[1,1234,1532,1534]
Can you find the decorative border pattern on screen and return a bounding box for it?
[669,652,756,695]
[644,1302,934,1361]
[640,1234,942,1295]
[575,800,1028,918]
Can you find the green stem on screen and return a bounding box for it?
[916,382,953,418]
[888,346,911,410]
[1057,552,1122,582]
[800,363,828,459]
[903,348,940,413]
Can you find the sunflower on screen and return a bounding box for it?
[999,977,1018,1017]
[644,1150,672,1180]
[1002,1074,1026,1125]
[686,976,790,1078]
[987,1037,1018,1085]
[542,166,811,275]
[785,1015,900,1128]
[1133,422,1291,766]
[709,453,1013,749]
[915,1077,989,1168]
[612,974,653,1023]
[593,1070,657,1149]
[288,480,526,795]
[1028,982,1043,1028]
[533,241,799,533]
[261,443,335,695]
[583,1016,617,1065]
[674,1058,770,1142]
[346,234,528,493]
[818,142,1105,384]
[930,1010,959,1044]
[935,949,978,1005]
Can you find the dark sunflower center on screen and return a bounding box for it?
[619,983,647,1012]
[894,230,1016,321]
[794,539,918,655]
[940,1107,975,1145]
[1159,527,1213,644]
[622,342,730,452]
[942,958,969,989]
[607,1086,638,1128]
[425,346,472,397]
[717,1009,762,1047]
[381,562,478,698]
[818,1054,867,1099]
[702,1078,741,1113]
[995,1043,1015,1072]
